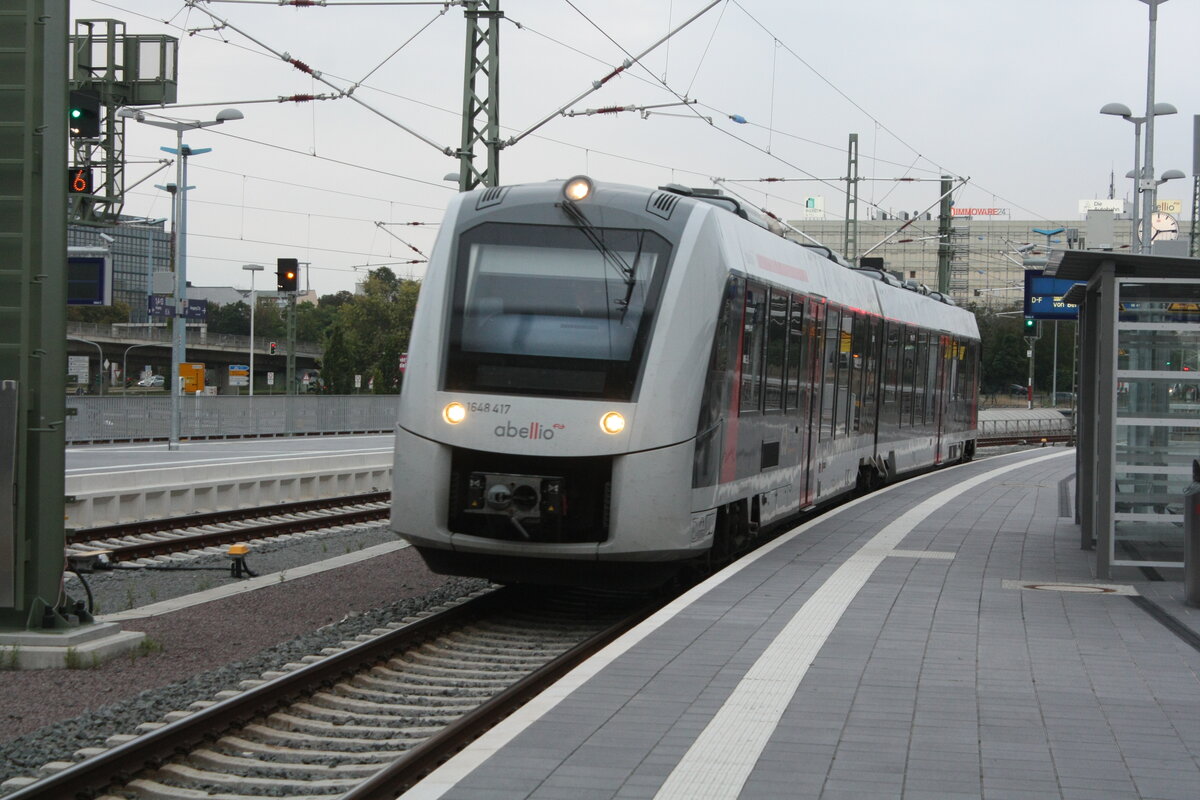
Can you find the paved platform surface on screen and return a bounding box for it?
[409,447,1200,800]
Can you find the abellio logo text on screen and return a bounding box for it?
[493,421,565,440]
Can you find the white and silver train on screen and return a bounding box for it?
[391,176,980,588]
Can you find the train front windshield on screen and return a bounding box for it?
[445,222,672,399]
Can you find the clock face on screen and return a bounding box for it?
[1149,211,1179,241]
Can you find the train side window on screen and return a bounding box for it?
[739,283,767,414]
[928,334,944,425]
[851,313,875,434]
[838,310,855,436]
[881,323,900,427]
[764,290,788,412]
[821,306,841,440]
[785,295,804,411]
[900,327,917,427]
[803,299,823,428]
[913,330,929,426]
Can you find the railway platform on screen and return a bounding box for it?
[409,447,1200,800]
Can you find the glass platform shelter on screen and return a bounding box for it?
[1052,250,1200,576]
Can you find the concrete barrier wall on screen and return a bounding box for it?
[65,450,394,528]
[66,395,400,443]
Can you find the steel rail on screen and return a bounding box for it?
[340,597,664,800]
[1,588,512,800]
[92,506,391,562]
[67,491,390,544]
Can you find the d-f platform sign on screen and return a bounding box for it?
[1024,269,1082,320]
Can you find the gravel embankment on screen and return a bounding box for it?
[0,524,489,791]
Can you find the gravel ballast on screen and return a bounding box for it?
[0,524,488,791]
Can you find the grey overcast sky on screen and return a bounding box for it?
[74,0,1200,297]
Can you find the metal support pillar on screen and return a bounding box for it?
[0,1,71,631]
[1190,115,1198,258]
[1094,263,1118,577]
[843,133,859,259]
[936,175,953,294]
[285,293,297,395]
[458,0,502,191]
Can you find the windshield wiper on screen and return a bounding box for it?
[559,200,636,290]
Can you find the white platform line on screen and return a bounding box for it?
[652,449,1069,800]
[405,449,1070,800]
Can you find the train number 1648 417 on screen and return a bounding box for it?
[466,401,511,414]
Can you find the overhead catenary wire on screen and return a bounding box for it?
[182,0,457,155]
[374,221,427,257]
[503,0,723,148]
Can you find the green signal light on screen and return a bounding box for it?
[70,109,82,119]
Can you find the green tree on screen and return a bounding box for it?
[67,301,130,324]
[205,301,249,336]
[319,268,421,395]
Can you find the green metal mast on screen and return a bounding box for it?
[457,0,501,191]
[0,0,72,631]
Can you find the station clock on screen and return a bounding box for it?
[1147,211,1180,242]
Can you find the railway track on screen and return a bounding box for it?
[66,492,392,564]
[977,433,1073,448]
[6,585,659,799]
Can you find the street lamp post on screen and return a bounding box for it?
[1100,101,1176,252]
[242,264,264,396]
[122,343,162,393]
[1140,0,1166,251]
[119,107,244,449]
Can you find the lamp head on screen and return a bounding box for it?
[1160,169,1186,181]
[1100,102,1132,117]
[1151,102,1177,116]
[215,108,244,122]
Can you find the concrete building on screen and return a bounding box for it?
[788,206,1194,310]
[67,218,171,323]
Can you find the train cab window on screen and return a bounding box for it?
[820,306,841,439]
[445,222,672,400]
[764,290,788,412]
[739,284,767,414]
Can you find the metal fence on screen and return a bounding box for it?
[978,413,1075,440]
[66,395,400,443]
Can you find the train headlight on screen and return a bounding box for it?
[442,402,467,424]
[600,411,625,435]
[563,175,593,202]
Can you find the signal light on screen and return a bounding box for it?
[276,257,299,292]
[69,89,101,138]
[269,341,277,354]
[68,166,93,195]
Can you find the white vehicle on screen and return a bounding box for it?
[391,177,980,588]
[137,374,164,387]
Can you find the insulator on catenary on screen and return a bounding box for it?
[283,94,319,103]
